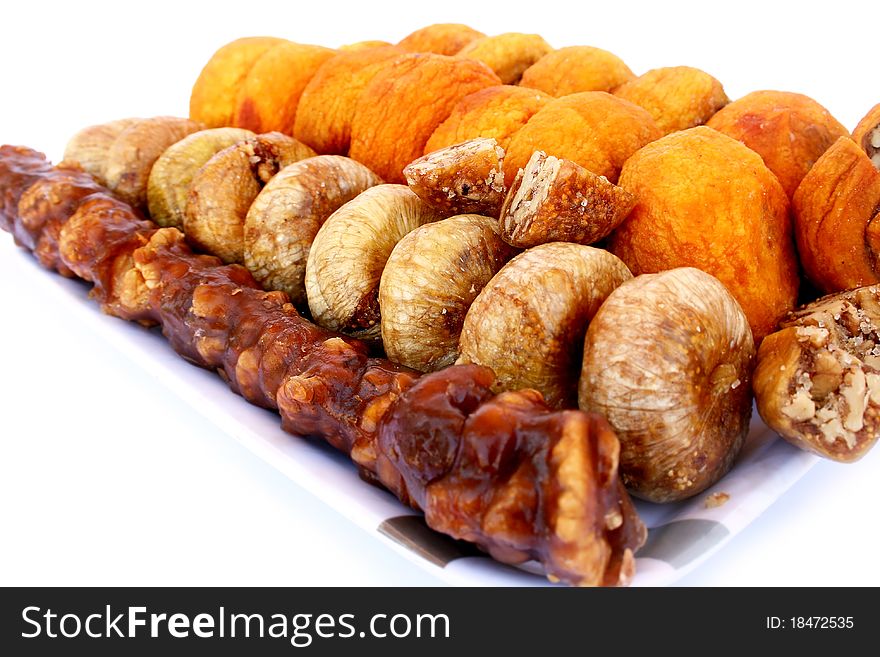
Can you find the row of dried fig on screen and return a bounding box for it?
[310,139,756,504]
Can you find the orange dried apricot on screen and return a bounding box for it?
[293,46,403,155]
[189,37,286,128]
[425,85,551,154]
[707,90,849,197]
[503,91,660,185]
[232,41,335,134]
[519,46,634,96]
[397,23,485,55]
[613,66,729,135]
[609,126,798,341]
[349,53,501,183]
[457,33,553,84]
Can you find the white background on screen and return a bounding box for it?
[1,0,878,586]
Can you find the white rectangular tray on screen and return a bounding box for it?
[20,248,818,586]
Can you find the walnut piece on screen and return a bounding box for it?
[754,285,880,461]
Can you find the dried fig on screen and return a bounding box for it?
[63,116,203,209]
[706,90,849,197]
[403,137,507,217]
[147,127,255,228]
[232,41,336,134]
[613,66,729,135]
[853,103,880,169]
[189,37,286,128]
[424,84,551,154]
[457,243,632,408]
[379,214,517,372]
[184,132,316,263]
[519,46,634,96]
[754,285,880,462]
[500,150,636,248]
[609,126,797,342]
[503,92,660,186]
[103,116,204,210]
[579,267,755,503]
[242,155,382,305]
[305,184,444,340]
[61,118,140,185]
[457,33,553,84]
[792,136,880,294]
[396,23,485,55]
[349,53,501,183]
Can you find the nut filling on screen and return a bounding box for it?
[755,285,880,461]
[868,125,880,169]
[404,137,507,217]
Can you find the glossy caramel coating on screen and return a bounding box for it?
[379,365,645,586]
[16,166,104,275]
[0,145,53,233]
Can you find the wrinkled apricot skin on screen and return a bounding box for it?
[792,136,880,294]
[349,53,501,183]
[293,46,403,155]
[457,33,553,84]
[397,23,485,55]
[613,66,729,135]
[503,92,660,185]
[609,126,798,342]
[232,42,335,134]
[707,90,849,197]
[425,85,551,154]
[519,46,634,97]
[189,37,286,128]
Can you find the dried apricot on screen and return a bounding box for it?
[609,126,797,341]
[457,33,552,84]
[233,41,335,134]
[349,53,501,183]
[503,92,660,185]
[424,85,551,154]
[707,90,849,197]
[397,23,485,55]
[519,46,634,96]
[293,46,403,155]
[189,37,286,128]
[613,66,728,135]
